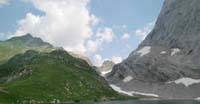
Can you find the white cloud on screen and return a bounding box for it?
[121,33,130,40]
[11,0,99,55]
[91,14,100,26]
[96,27,114,43]
[0,0,9,7]
[93,54,122,67]
[86,27,114,53]
[111,56,122,64]
[93,54,104,67]
[135,22,155,40]
[86,40,98,53]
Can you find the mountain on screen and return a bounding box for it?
[7,34,52,47]
[0,34,55,64]
[107,0,200,99]
[97,60,115,76]
[0,34,137,103]
[0,34,93,67]
[0,50,134,103]
[68,51,93,66]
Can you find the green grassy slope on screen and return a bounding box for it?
[0,34,55,64]
[0,50,135,103]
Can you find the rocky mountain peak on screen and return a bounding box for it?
[97,60,115,76]
[107,0,200,99]
[139,0,200,57]
[8,33,53,47]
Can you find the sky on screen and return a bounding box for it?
[0,0,164,66]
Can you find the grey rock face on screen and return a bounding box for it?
[107,0,200,99]
[98,60,115,73]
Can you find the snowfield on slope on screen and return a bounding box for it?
[195,97,200,100]
[110,84,159,97]
[160,51,167,54]
[101,70,112,76]
[167,77,200,87]
[136,46,151,57]
[123,76,133,83]
[171,48,180,56]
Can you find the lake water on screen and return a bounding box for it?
[76,100,200,104]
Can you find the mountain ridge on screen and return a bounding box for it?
[107,0,200,99]
[0,33,55,65]
[0,34,137,103]
[7,34,53,48]
[0,49,134,103]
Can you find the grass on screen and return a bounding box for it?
[0,35,55,65]
[0,50,138,103]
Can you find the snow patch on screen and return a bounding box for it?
[171,48,180,56]
[195,97,200,101]
[123,76,133,83]
[167,77,200,87]
[136,46,151,57]
[160,51,167,54]
[101,70,112,76]
[110,84,133,96]
[110,84,159,97]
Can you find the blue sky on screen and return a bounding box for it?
[0,0,164,66]
[89,0,164,60]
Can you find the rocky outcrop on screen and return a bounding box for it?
[97,60,115,75]
[107,0,200,99]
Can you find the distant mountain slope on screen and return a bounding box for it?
[107,0,200,99]
[7,34,52,47]
[68,51,93,66]
[97,60,115,76]
[0,34,55,64]
[0,50,134,103]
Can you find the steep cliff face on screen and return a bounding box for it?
[98,60,115,75]
[107,0,200,99]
